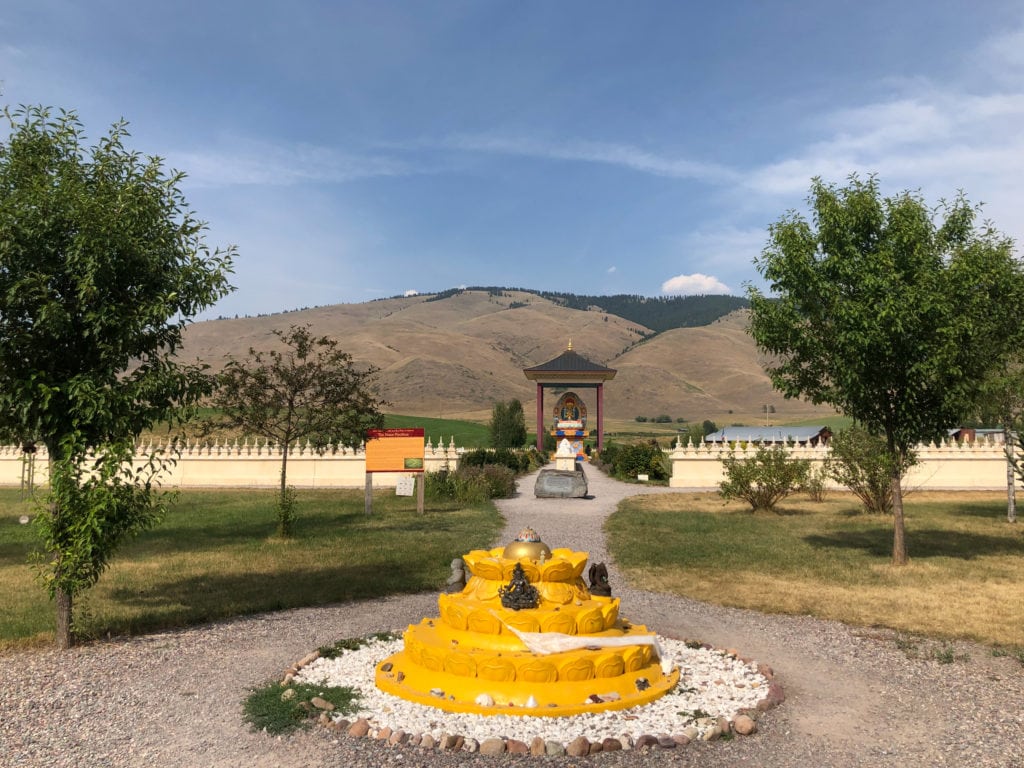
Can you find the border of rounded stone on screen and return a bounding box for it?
[280,636,783,757]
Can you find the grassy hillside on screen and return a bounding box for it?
[181,290,837,427]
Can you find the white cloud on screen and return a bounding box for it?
[440,134,738,184]
[661,273,731,295]
[607,266,617,273]
[740,24,1024,252]
[977,26,1024,85]
[404,289,419,297]
[746,90,1024,200]
[171,138,410,188]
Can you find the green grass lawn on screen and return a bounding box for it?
[607,491,1024,647]
[0,488,502,651]
[142,411,493,448]
[382,414,490,447]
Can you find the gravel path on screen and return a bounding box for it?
[2,467,1022,767]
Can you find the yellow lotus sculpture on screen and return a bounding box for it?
[375,531,679,717]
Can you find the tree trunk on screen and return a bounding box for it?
[280,443,289,500]
[49,465,75,650]
[890,467,908,565]
[1005,429,1017,524]
[55,586,73,650]
[277,443,291,537]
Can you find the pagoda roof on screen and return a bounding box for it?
[523,348,617,381]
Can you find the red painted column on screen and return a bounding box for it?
[597,383,604,451]
[536,382,545,451]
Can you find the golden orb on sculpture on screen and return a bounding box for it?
[502,527,552,561]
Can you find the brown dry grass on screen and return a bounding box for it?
[180,293,837,425]
[608,491,1024,647]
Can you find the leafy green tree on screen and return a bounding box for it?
[679,423,704,446]
[0,106,235,647]
[208,325,385,536]
[974,356,1024,523]
[488,398,527,449]
[719,446,810,512]
[828,426,915,515]
[749,175,1023,563]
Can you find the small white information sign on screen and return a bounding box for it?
[395,476,416,497]
[637,474,649,482]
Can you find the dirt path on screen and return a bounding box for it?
[1,468,1021,767]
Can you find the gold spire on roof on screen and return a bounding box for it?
[567,338,573,351]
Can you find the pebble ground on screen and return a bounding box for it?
[1,467,1022,767]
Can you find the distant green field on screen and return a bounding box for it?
[383,414,490,447]
[785,415,853,430]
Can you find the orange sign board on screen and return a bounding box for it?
[365,428,425,472]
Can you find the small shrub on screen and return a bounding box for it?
[318,631,399,659]
[424,464,516,503]
[719,446,810,512]
[460,448,491,468]
[460,448,529,473]
[609,440,668,481]
[450,466,490,504]
[987,651,1019,667]
[524,447,548,471]
[895,635,920,658]
[277,485,298,537]
[828,426,915,514]
[635,416,648,423]
[480,464,516,499]
[592,443,618,472]
[653,414,673,424]
[802,465,829,502]
[424,469,458,501]
[243,681,359,735]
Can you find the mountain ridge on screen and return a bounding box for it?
[183,289,834,425]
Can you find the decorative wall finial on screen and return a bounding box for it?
[567,338,573,351]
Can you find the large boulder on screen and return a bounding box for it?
[534,468,588,498]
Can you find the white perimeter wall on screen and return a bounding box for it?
[668,438,1012,491]
[0,439,463,489]
[4,438,1008,492]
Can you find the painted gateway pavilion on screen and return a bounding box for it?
[374,529,679,716]
[522,342,617,455]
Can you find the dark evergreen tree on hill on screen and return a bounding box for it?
[420,287,748,333]
[537,292,748,333]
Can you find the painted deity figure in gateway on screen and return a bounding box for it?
[560,396,580,422]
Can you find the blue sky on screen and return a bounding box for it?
[2,1,1022,318]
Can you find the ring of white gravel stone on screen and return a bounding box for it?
[292,634,778,753]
